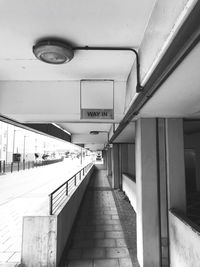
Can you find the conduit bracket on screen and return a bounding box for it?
[73,46,143,93]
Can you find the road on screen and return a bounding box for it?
[0,158,89,265]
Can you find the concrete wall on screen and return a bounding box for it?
[95,163,106,170]
[21,165,94,267]
[184,132,200,191]
[122,174,136,211]
[135,118,160,267]
[127,144,135,177]
[21,216,57,267]
[169,209,200,267]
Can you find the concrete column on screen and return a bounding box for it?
[165,118,186,213]
[195,150,200,191]
[119,144,128,189]
[111,144,120,189]
[120,144,128,173]
[157,119,169,267]
[135,118,160,267]
[127,144,135,177]
[102,150,107,170]
[107,147,112,177]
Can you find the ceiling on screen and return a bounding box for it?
[140,42,200,118]
[0,0,197,150]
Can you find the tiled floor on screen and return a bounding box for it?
[61,170,139,267]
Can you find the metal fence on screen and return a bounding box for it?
[0,158,64,175]
[49,162,93,215]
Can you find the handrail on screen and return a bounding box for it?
[49,162,93,215]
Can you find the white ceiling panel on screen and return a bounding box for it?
[58,123,111,135]
[0,51,135,81]
[0,0,157,56]
[140,43,200,118]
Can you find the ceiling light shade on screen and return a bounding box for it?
[90,131,99,135]
[33,40,74,64]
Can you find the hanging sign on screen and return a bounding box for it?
[81,109,113,119]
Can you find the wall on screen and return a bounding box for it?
[122,174,136,211]
[184,132,200,191]
[21,165,94,267]
[127,144,135,177]
[56,166,94,264]
[169,209,200,267]
[21,216,57,267]
[95,163,106,170]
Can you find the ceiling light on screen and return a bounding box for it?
[33,40,74,64]
[90,131,99,135]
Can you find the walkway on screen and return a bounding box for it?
[61,170,139,267]
[0,158,88,265]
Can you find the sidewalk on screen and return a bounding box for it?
[0,158,87,265]
[61,170,139,267]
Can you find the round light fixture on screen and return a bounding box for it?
[33,40,74,64]
[90,131,99,135]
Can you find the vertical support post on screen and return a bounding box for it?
[66,182,68,196]
[107,147,112,177]
[119,144,128,190]
[165,118,186,213]
[111,144,120,189]
[75,175,76,186]
[3,160,5,173]
[157,119,169,266]
[135,118,160,267]
[18,161,20,171]
[11,162,13,173]
[0,161,2,174]
[49,194,53,215]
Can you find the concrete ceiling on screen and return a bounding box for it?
[0,0,197,150]
[0,0,157,150]
[140,42,200,118]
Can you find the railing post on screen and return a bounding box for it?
[49,194,53,215]
[11,162,13,173]
[74,175,76,186]
[66,182,68,196]
[80,171,81,180]
[0,161,2,174]
[18,161,20,171]
[3,161,5,173]
[83,168,84,176]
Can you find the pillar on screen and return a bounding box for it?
[135,118,160,267]
[157,119,169,266]
[111,144,120,189]
[119,144,128,189]
[107,147,112,177]
[102,150,107,170]
[165,118,186,213]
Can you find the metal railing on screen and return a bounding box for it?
[49,162,93,215]
[0,158,64,175]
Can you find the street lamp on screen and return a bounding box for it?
[23,135,27,161]
[12,128,22,163]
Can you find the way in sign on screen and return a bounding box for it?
[87,111,108,117]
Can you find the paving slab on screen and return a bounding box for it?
[61,170,139,267]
